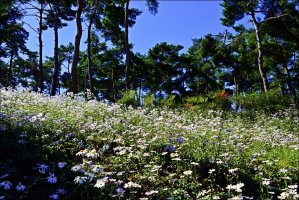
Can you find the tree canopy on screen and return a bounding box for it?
[0,0,298,108]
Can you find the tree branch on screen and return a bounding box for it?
[253,10,268,13]
[263,14,290,23]
[24,14,39,17]
[26,2,41,11]
[20,19,38,34]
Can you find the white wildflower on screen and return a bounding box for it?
[216,160,224,164]
[91,165,103,173]
[145,190,158,196]
[85,149,99,158]
[262,179,271,186]
[288,185,298,189]
[29,116,37,122]
[226,183,244,193]
[228,168,239,173]
[94,177,108,188]
[278,191,289,199]
[124,181,141,189]
[76,149,88,157]
[71,164,83,172]
[183,170,192,176]
[143,152,150,157]
[279,169,288,173]
[74,176,87,185]
[171,157,181,161]
[281,176,291,180]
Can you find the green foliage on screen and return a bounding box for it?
[183,91,232,111]
[146,42,184,96]
[156,94,178,108]
[117,90,139,107]
[143,93,154,107]
[0,0,298,109]
[234,89,293,112]
[146,0,159,15]
[185,35,224,96]
[183,95,208,109]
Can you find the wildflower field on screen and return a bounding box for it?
[0,90,298,200]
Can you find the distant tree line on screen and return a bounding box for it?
[0,0,298,108]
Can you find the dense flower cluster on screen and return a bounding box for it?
[0,89,298,199]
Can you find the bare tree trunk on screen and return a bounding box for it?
[84,70,87,100]
[71,0,83,94]
[111,69,117,101]
[125,0,131,91]
[7,51,13,87]
[138,80,142,105]
[251,11,269,93]
[58,80,60,95]
[67,60,71,92]
[87,10,95,92]
[31,61,39,92]
[283,63,298,107]
[38,4,44,92]
[223,29,228,44]
[50,23,59,96]
[234,75,241,111]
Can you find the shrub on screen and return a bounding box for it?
[183,91,232,111]
[234,89,292,112]
[143,93,155,107]
[117,90,139,107]
[157,94,180,108]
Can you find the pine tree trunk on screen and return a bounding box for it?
[138,80,142,105]
[50,23,59,96]
[7,51,13,87]
[71,0,83,94]
[112,69,116,101]
[234,75,241,111]
[38,4,44,92]
[32,62,39,92]
[87,10,95,92]
[125,0,131,91]
[283,63,298,108]
[251,11,269,93]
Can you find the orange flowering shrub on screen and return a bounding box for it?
[216,90,230,100]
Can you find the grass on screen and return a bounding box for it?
[0,89,298,199]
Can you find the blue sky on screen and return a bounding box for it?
[130,1,226,54]
[25,1,230,57]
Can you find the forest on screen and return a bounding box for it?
[0,0,298,109]
[0,0,298,199]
